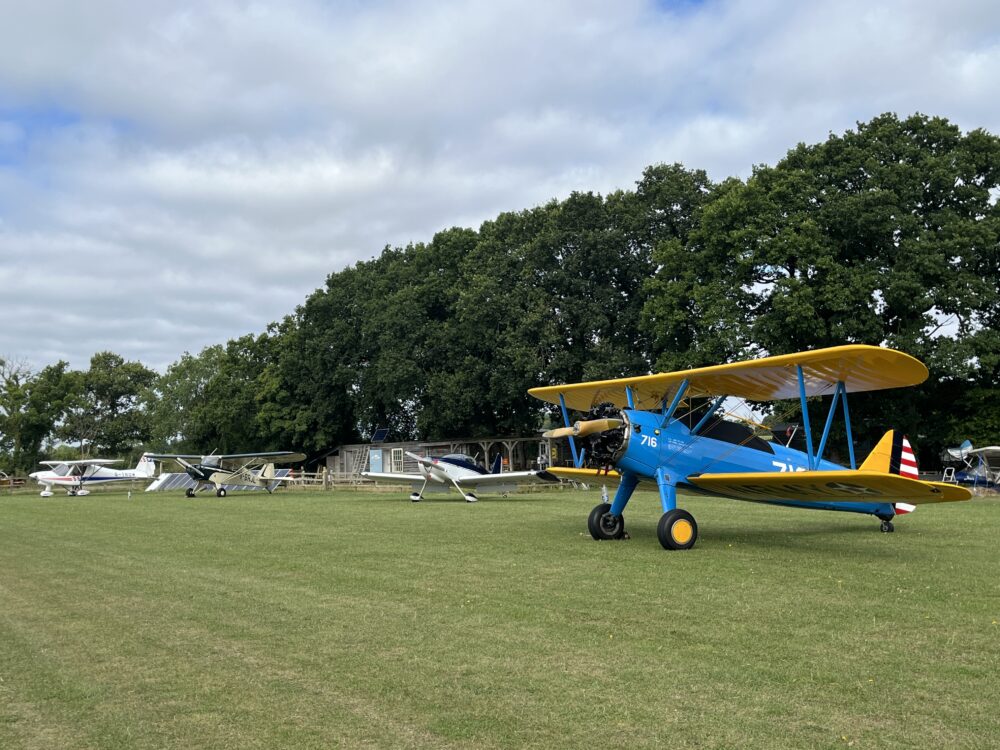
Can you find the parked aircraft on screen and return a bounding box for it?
[30,455,157,496]
[944,440,1000,488]
[530,345,971,550]
[143,452,305,497]
[363,451,558,502]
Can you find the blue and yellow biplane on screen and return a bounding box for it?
[530,345,971,550]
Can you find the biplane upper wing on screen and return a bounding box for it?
[529,345,928,411]
[688,471,971,504]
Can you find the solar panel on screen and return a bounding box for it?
[371,428,390,443]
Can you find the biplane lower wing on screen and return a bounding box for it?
[688,471,971,504]
[547,467,622,481]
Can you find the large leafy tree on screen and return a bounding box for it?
[146,345,227,451]
[0,358,81,472]
[644,114,1000,457]
[60,352,157,456]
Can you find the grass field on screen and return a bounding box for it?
[1,487,998,749]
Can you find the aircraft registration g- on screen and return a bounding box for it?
[30,455,157,496]
[530,345,971,550]
[363,451,559,502]
[144,451,305,497]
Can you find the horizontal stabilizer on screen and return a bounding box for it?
[688,471,971,504]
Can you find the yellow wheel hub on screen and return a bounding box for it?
[671,519,693,545]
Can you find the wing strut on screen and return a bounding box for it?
[558,393,585,468]
[797,365,816,469]
[660,379,689,427]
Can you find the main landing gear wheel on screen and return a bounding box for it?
[464,493,478,503]
[216,488,227,498]
[185,488,196,498]
[880,520,895,533]
[588,502,626,541]
[657,509,698,550]
[409,493,422,502]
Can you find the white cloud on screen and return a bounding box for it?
[0,0,998,371]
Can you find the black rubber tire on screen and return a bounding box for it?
[880,520,894,533]
[588,502,625,540]
[185,488,195,498]
[216,488,227,498]
[657,509,698,550]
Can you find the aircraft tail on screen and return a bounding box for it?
[859,430,918,515]
[136,453,157,478]
[261,462,276,480]
[490,454,502,474]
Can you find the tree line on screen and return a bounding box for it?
[2,113,998,473]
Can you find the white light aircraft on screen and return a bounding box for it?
[30,455,157,496]
[363,451,559,502]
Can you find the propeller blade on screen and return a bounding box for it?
[543,419,623,439]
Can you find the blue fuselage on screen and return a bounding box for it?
[613,409,894,518]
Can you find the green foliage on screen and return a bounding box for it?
[0,358,80,472]
[60,352,156,456]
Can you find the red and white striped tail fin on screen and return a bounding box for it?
[860,430,921,477]
[897,435,919,479]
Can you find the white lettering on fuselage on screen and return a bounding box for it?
[771,460,807,473]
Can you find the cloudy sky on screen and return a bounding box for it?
[1,0,998,372]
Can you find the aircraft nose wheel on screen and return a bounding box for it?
[880,520,895,533]
[657,509,698,550]
[588,502,626,540]
[216,488,227,498]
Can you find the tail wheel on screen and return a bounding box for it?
[657,509,698,550]
[588,502,625,540]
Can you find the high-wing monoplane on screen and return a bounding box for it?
[944,440,1000,488]
[530,345,971,550]
[30,455,157,496]
[143,451,305,497]
[363,451,558,502]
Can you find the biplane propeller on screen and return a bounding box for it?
[531,345,971,550]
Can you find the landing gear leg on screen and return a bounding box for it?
[410,479,428,502]
[448,476,477,503]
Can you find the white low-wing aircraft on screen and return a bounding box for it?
[144,451,305,497]
[363,451,559,502]
[30,455,157,496]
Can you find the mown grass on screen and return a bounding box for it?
[1,487,998,749]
